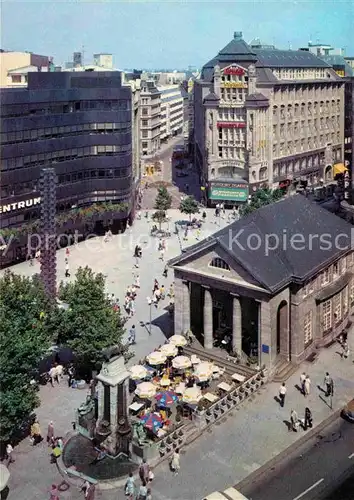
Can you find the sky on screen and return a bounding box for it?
[1,0,353,70]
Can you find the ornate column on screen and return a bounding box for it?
[182,280,191,333]
[203,286,213,349]
[232,294,242,354]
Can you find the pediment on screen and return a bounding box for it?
[175,245,268,291]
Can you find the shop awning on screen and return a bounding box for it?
[333,163,347,176]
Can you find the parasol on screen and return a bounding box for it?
[159,343,178,357]
[169,334,187,347]
[129,365,148,380]
[135,382,156,399]
[172,355,192,370]
[147,351,167,366]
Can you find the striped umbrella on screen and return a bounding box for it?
[169,334,187,347]
[159,343,178,357]
[140,413,163,434]
[155,390,179,407]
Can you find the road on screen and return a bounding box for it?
[238,417,354,500]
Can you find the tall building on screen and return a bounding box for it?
[73,52,82,67]
[0,71,136,265]
[159,85,184,143]
[140,80,161,157]
[194,32,345,206]
[93,53,113,69]
[0,50,51,87]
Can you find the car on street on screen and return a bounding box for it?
[341,399,354,422]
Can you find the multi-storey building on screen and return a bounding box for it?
[194,32,345,206]
[0,71,137,265]
[140,81,161,157]
[0,50,51,88]
[159,85,184,142]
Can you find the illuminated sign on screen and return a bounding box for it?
[222,82,247,88]
[223,67,245,76]
[217,122,246,129]
[344,169,351,200]
[0,197,41,214]
[209,183,248,202]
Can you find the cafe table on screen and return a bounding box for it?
[231,373,246,383]
[203,392,218,403]
[217,382,232,392]
[129,402,145,414]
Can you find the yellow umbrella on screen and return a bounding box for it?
[147,351,167,366]
[194,362,214,382]
[135,382,156,399]
[129,365,148,380]
[182,386,202,403]
[159,343,178,357]
[169,335,187,347]
[172,355,192,370]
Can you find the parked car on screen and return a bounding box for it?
[342,399,354,422]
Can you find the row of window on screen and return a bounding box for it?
[220,88,247,103]
[2,145,131,171]
[274,134,341,158]
[303,255,351,298]
[217,147,246,161]
[274,100,341,119]
[273,85,342,101]
[2,100,130,118]
[273,153,323,178]
[218,109,246,121]
[218,129,246,143]
[273,116,341,139]
[273,68,328,81]
[1,122,130,144]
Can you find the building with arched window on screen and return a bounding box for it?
[169,195,354,377]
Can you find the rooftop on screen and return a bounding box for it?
[169,195,352,293]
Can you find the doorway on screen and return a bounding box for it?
[276,300,289,358]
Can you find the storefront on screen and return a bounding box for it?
[208,181,249,206]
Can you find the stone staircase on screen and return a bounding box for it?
[273,357,298,382]
[183,343,257,380]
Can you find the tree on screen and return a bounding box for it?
[239,188,284,217]
[153,186,172,230]
[0,271,53,442]
[57,266,125,377]
[179,195,200,220]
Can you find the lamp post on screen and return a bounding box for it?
[147,297,152,335]
[175,222,183,253]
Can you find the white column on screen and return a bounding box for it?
[182,280,191,333]
[232,294,242,354]
[203,287,213,349]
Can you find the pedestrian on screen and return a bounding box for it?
[196,229,201,240]
[342,341,350,359]
[124,472,135,500]
[324,372,332,397]
[304,407,313,430]
[135,274,140,288]
[65,262,70,277]
[300,372,306,395]
[160,248,165,261]
[160,285,165,300]
[183,228,188,240]
[139,458,150,483]
[66,247,70,257]
[132,285,137,298]
[49,365,57,387]
[304,375,311,396]
[168,284,174,298]
[49,484,59,500]
[202,211,207,221]
[47,421,55,445]
[279,382,287,407]
[129,298,135,317]
[162,265,168,278]
[170,448,180,475]
[138,481,148,500]
[146,487,152,500]
[137,210,142,220]
[129,325,136,345]
[30,419,42,445]
[6,443,14,464]
[290,409,299,432]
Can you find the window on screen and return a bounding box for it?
[210,257,230,270]
[333,262,339,278]
[321,269,330,286]
[322,299,332,332]
[342,287,348,315]
[304,311,313,345]
[333,293,342,322]
[11,75,22,83]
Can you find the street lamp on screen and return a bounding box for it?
[147,297,152,335]
[175,222,183,253]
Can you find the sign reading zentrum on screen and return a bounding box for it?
[209,182,248,202]
[0,197,41,214]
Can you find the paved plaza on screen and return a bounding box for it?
[3,206,354,500]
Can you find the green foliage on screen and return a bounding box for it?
[152,210,167,230]
[154,187,172,212]
[179,195,200,220]
[239,188,284,217]
[0,271,53,441]
[57,267,125,375]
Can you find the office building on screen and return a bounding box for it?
[0,50,51,88]
[193,32,345,206]
[93,54,113,69]
[0,71,136,265]
[140,80,161,157]
[159,85,184,142]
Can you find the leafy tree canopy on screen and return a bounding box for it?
[0,271,53,441]
[57,266,125,375]
[154,186,172,213]
[239,188,284,217]
[179,195,200,220]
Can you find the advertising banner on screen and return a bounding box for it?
[217,122,246,129]
[222,82,247,88]
[209,184,248,202]
[223,67,245,76]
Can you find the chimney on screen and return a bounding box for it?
[234,31,243,40]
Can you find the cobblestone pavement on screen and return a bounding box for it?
[4,206,354,500]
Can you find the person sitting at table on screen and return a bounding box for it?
[160,409,167,422]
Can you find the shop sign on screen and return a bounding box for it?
[0,197,41,214]
[209,183,248,202]
[217,122,246,129]
[344,169,351,200]
[222,82,247,89]
[223,67,245,76]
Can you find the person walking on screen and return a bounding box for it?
[324,372,332,397]
[139,459,150,484]
[30,420,42,445]
[160,247,165,261]
[304,375,311,397]
[124,472,136,500]
[300,372,306,395]
[6,443,14,464]
[47,421,55,445]
[342,341,350,359]
[279,382,287,407]
[129,325,136,345]
[162,265,168,278]
[65,262,70,277]
[138,481,148,500]
[304,407,313,430]
[49,484,59,500]
[290,409,299,432]
[170,448,180,475]
[146,487,152,500]
[49,366,57,387]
